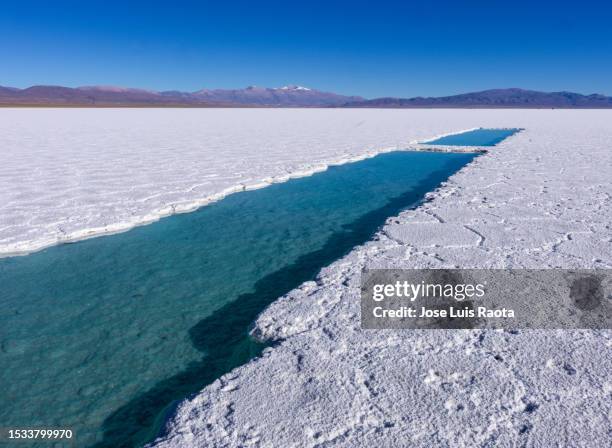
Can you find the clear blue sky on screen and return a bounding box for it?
[1,0,610,98]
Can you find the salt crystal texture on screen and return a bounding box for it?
[1,108,611,446]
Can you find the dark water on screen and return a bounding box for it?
[424,128,521,146]
[0,150,477,447]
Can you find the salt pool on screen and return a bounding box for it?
[423,128,521,146]
[0,150,477,447]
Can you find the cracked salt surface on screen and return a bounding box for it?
[149,110,612,447]
[2,109,610,446]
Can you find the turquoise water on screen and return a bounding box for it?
[0,151,477,447]
[423,128,521,146]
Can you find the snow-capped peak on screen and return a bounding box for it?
[278,85,312,91]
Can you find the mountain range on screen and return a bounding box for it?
[1,85,611,108]
[344,88,612,108]
[0,85,361,107]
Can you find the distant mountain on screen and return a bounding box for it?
[0,85,223,107]
[2,85,611,108]
[343,88,612,108]
[187,85,362,106]
[0,84,362,107]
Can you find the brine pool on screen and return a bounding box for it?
[0,150,479,447]
[424,128,521,146]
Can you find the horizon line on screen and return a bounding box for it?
[2,84,612,100]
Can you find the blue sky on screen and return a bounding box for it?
[1,0,611,98]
